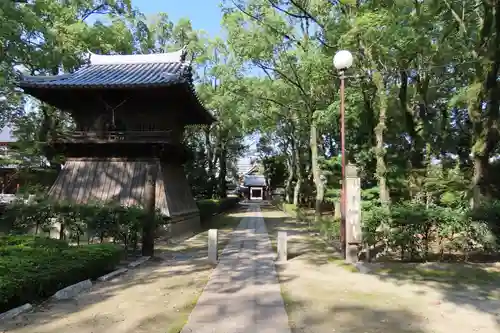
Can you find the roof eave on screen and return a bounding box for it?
[19,80,186,90]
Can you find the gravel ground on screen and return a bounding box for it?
[262,208,500,333]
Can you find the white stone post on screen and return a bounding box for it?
[208,229,218,264]
[345,163,362,264]
[277,231,287,262]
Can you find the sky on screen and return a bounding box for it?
[133,0,224,38]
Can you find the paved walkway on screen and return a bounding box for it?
[181,204,291,333]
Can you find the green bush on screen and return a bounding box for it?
[316,216,340,241]
[0,196,240,248]
[217,197,240,211]
[467,200,500,244]
[282,203,297,217]
[197,199,220,221]
[362,200,500,261]
[0,237,122,312]
[197,197,240,225]
[0,199,165,251]
[0,235,69,252]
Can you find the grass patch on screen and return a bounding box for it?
[282,203,298,217]
[328,256,359,272]
[280,285,303,330]
[374,262,500,286]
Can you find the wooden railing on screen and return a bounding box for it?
[56,130,174,143]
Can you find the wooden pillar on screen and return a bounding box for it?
[345,163,362,264]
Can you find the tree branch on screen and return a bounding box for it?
[230,0,302,47]
[266,0,308,19]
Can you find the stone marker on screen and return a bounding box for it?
[345,163,362,264]
[277,231,287,262]
[208,229,218,264]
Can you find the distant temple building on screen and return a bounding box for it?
[238,163,268,200]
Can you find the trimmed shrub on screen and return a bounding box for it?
[362,200,500,261]
[0,237,122,312]
[197,197,240,226]
[0,199,166,251]
[217,197,240,211]
[197,199,220,222]
[317,216,341,241]
[0,235,69,253]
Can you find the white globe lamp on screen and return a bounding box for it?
[333,50,353,70]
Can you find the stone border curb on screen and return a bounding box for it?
[97,268,128,282]
[127,256,151,268]
[0,303,32,321]
[52,279,92,300]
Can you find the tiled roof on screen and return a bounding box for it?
[243,175,266,187]
[17,49,216,124]
[20,48,191,89]
[19,62,189,89]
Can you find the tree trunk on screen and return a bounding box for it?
[59,222,65,240]
[285,156,294,203]
[293,178,302,206]
[218,142,228,198]
[471,154,488,208]
[310,119,324,220]
[142,161,157,257]
[205,126,215,197]
[399,70,425,169]
[293,138,302,206]
[373,72,390,205]
[446,0,500,207]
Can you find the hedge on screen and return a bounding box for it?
[0,200,165,250]
[0,235,123,312]
[363,201,500,261]
[1,197,241,243]
[197,197,241,224]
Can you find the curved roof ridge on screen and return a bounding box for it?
[88,47,187,66]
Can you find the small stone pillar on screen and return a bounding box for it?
[277,231,287,262]
[208,229,218,264]
[334,201,341,220]
[345,163,362,264]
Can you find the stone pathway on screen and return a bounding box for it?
[181,204,291,333]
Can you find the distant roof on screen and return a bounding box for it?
[243,175,266,187]
[239,163,262,177]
